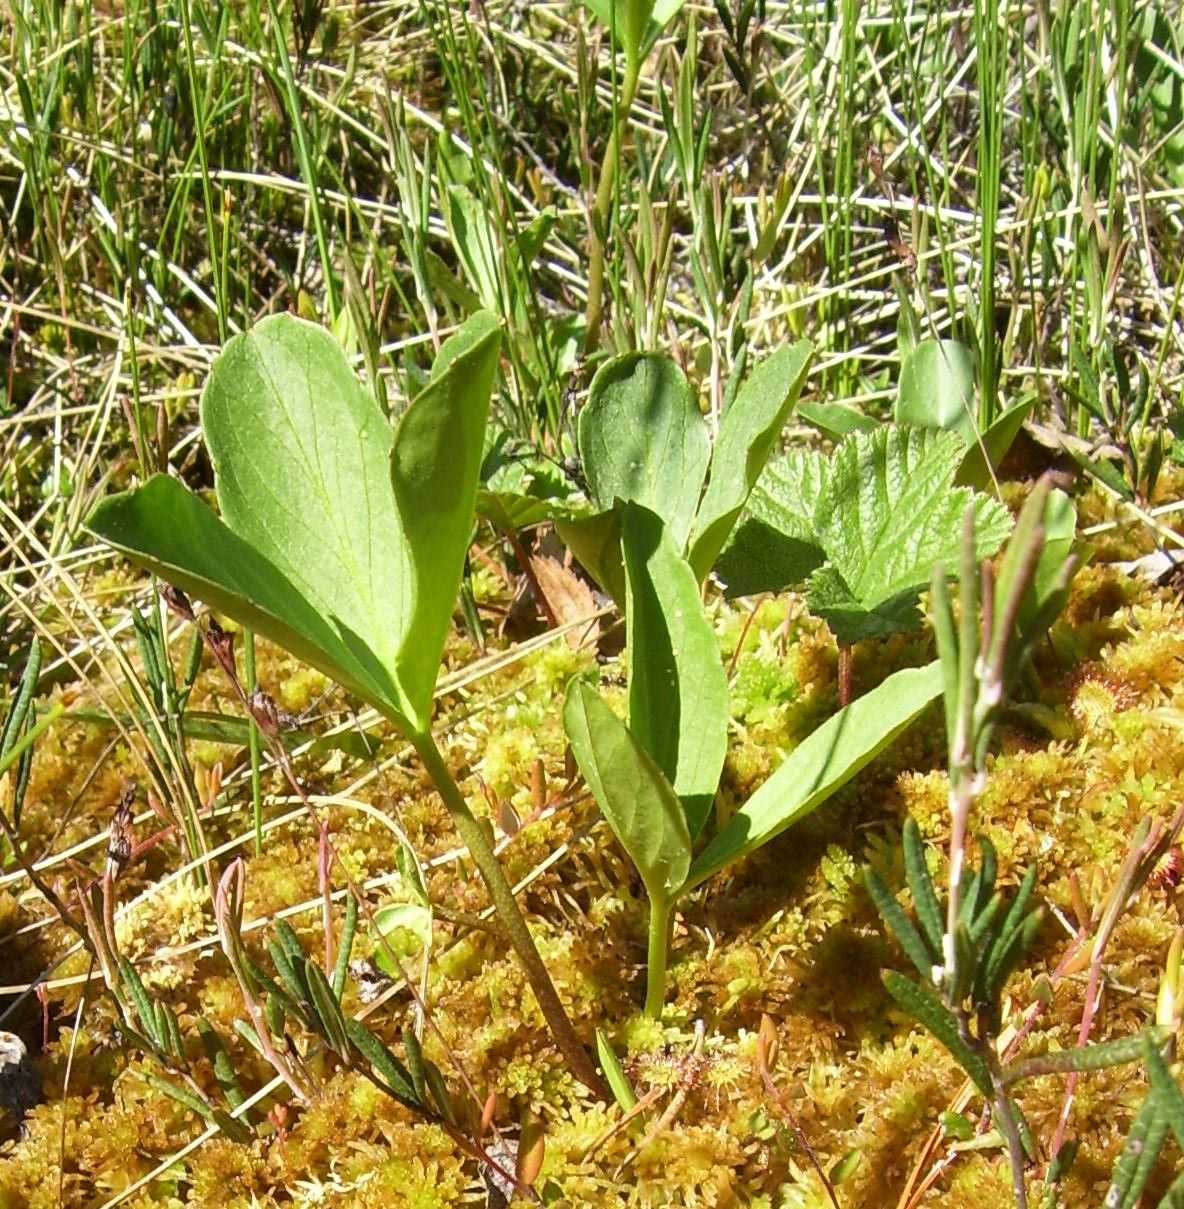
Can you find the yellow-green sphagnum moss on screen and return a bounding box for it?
[4,561,1184,1205]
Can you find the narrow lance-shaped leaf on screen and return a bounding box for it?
[564,680,691,902]
[687,339,813,581]
[1106,1088,1170,1209]
[1143,1032,1184,1149]
[865,868,937,981]
[881,971,993,1097]
[143,1073,254,1144]
[344,1019,421,1110]
[685,661,942,890]
[1016,486,1080,638]
[0,638,40,758]
[623,502,727,840]
[902,816,944,957]
[304,958,351,1058]
[595,1029,638,1111]
[1003,1028,1169,1086]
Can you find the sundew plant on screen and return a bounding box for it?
[3,0,1184,1206]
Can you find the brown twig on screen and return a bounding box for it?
[756,1014,840,1209]
[1048,803,1184,1158]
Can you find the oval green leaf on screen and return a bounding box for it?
[578,352,709,551]
[895,338,978,445]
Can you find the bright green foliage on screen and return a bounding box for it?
[595,1029,638,1110]
[579,352,709,550]
[563,342,812,599]
[371,903,433,978]
[622,502,728,840]
[86,311,501,737]
[566,657,943,1013]
[710,448,828,597]
[441,183,500,312]
[390,314,502,729]
[1136,8,1184,188]
[477,429,579,532]
[894,338,977,445]
[893,336,1032,489]
[564,679,691,904]
[1017,488,1079,637]
[955,399,1034,490]
[796,399,878,439]
[555,506,628,604]
[793,429,1011,628]
[564,677,692,1016]
[685,661,943,889]
[718,427,1012,643]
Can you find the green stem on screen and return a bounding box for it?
[583,59,641,353]
[410,731,607,1099]
[644,897,672,1018]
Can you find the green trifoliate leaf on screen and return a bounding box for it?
[87,312,501,737]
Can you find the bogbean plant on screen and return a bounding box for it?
[867,482,1184,1209]
[86,312,606,1094]
[552,345,1005,1014]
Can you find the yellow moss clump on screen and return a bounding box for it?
[114,874,209,991]
[276,666,327,716]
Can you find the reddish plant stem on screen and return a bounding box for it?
[1048,804,1184,1158]
[837,642,853,708]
